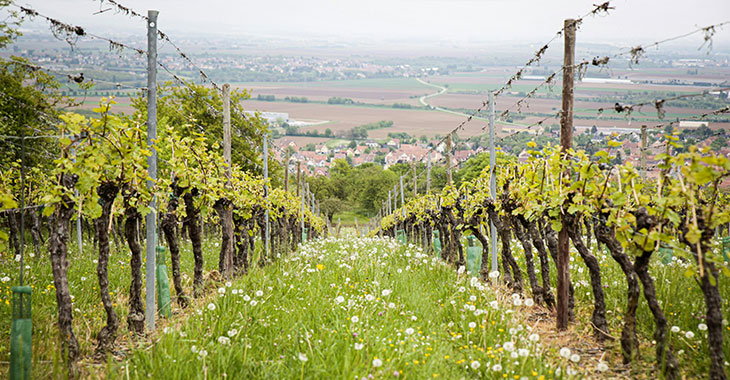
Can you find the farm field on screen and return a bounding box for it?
[71,66,730,142]
[240,100,486,139]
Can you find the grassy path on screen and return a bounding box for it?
[113,237,566,379]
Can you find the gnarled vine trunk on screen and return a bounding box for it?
[94,181,120,355]
[161,187,188,308]
[123,191,145,335]
[30,209,43,256]
[595,213,639,363]
[512,216,544,305]
[7,211,20,257]
[634,249,679,379]
[542,220,574,319]
[565,212,609,342]
[526,220,555,310]
[678,212,726,380]
[48,173,81,365]
[183,189,204,298]
[215,198,234,279]
[633,207,679,379]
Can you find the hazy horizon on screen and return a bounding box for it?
[5,0,730,53]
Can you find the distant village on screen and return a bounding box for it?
[275,121,730,182]
[274,137,479,176]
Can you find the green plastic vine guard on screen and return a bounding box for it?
[302,227,308,242]
[466,236,482,277]
[156,246,171,318]
[658,247,674,265]
[10,286,32,380]
[396,229,406,245]
[722,237,730,262]
[433,230,441,255]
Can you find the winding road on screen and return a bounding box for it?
[415,77,538,133]
[415,78,489,121]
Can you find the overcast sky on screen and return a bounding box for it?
[8,0,730,48]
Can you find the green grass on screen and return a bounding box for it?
[111,237,564,379]
[0,231,229,378]
[332,211,371,227]
[503,237,730,378]
[2,227,726,379]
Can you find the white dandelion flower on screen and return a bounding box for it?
[670,326,680,333]
[207,303,216,311]
[372,358,383,367]
[470,360,480,369]
[298,353,308,362]
[559,347,571,359]
[698,323,708,331]
[354,343,364,350]
[351,315,360,323]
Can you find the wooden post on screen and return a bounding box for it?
[399,176,405,218]
[426,151,431,193]
[445,134,453,186]
[296,161,301,196]
[489,91,498,275]
[263,135,270,261]
[557,18,576,331]
[412,164,417,196]
[388,190,392,215]
[223,84,232,174]
[284,159,289,192]
[300,173,305,234]
[641,125,647,181]
[219,83,234,279]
